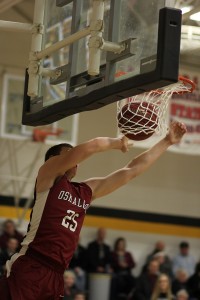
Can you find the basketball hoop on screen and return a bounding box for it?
[117,76,196,140]
[33,128,63,142]
[153,76,195,95]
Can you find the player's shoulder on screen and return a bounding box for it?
[72,180,93,192]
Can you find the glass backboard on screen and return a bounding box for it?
[22,0,182,126]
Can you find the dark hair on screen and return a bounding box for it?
[114,237,126,251]
[44,143,73,161]
[179,241,189,249]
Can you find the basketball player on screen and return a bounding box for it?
[0,121,186,300]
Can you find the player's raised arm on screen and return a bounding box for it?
[36,136,130,192]
[43,136,130,173]
[85,121,187,200]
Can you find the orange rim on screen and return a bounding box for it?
[143,76,195,96]
[178,76,196,94]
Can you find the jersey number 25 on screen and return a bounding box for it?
[62,210,79,232]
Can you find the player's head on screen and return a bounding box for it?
[44,143,73,161]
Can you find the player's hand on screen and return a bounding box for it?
[120,135,134,152]
[166,121,187,145]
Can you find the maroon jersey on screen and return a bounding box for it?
[20,175,92,269]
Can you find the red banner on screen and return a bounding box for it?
[170,69,200,154]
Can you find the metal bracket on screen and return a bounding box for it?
[88,36,103,48]
[56,0,73,7]
[28,61,40,75]
[106,38,135,63]
[50,64,71,85]
[29,51,39,62]
[39,67,62,79]
[69,64,106,92]
[101,39,126,54]
[31,23,44,35]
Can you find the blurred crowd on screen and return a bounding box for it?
[0,219,199,300]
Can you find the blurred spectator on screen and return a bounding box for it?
[151,273,174,300]
[63,270,78,300]
[142,241,171,275]
[172,242,196,277]
[134,259,160,300]
[74,291,86,300]
[0,219,23,249]
[145,241,165,263]
[153,251,173,279]
[0,238,19,277]
[171,269,188,295]
[110,237,136,299]
[187,261,200,300]
[69,240,87,291]
[69,240,86,270]
[176,289,189,300]
[86,228,111,273]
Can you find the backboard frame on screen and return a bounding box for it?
[22,6,182,126]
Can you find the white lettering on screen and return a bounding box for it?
[77,198,82,208]
[68,194,73,203]
[58,190,90,212]
[58,191,65,199]
[83,203,89,210]
[63,192,69,201]
[72,197,77,205]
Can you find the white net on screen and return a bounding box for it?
[117,77,194,140]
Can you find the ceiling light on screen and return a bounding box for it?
[190,12,200,21]
[181,6,193,14]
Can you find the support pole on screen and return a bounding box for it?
[101,40,125,53]
[27,0,45,98]
[0,20,32,33]
[39,67,62,79]
[36,27,91,60]
[88,0,105,76]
